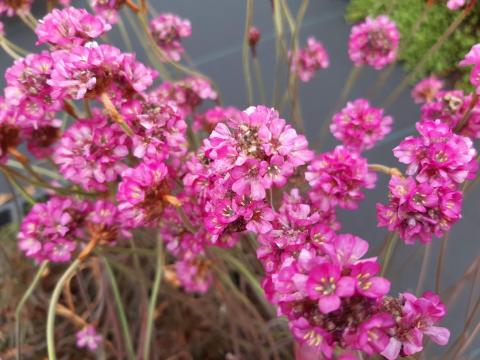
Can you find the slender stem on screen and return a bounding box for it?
[143,236,164,359]
[117,17,134,53]
[16,261,49,360]
[47,259,81,360]
[368,164,403,177]
[416,243,431,295]
[435,233,450,293]
[243,0,254,105]
[253,56,267,105]
[380,233,398,277]
[0,40,22,60]
[103,258,136,360]
[100,93,134,136]
[319,66,361,146]
[1,168,35,205]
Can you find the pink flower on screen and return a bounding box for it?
[290,36,329,82]
[87,200,131,243]
[330,98,392,151]
[460,43,480,90]
[76,326,102,351]
[248,26,261,55]
[150,13,192,62]
[22,121,62,159]
[350,261,390,298]
[354,313,395,355]
[53,113,129,191]
[348,15,400,69]
[175,256,213,294]
[36,7,111,48]
[306,263,355,313]
[306,146,377,210]
[193,106,240,132]
[5,52,63,120]
[420,90,471,129]
[117,160,171,228]
[377,176,463,244]
[0,99,21,164]
[447,0,466,10]
[17,197,89,263]
[381,292,450,359]
[90,0,125,24]
[411,76,444,104]
[393,119,477,185]
[0,0,32,16]
[290,317,333,359]
[152,77,217,115]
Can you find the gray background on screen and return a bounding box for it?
[1,0,478,356]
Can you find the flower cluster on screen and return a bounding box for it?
[377,119,477,243]
[447,0,466,10]
[306,146,377,210]
[411,76,444,104]
[0,0,32,16]
[150,13,192,62]
[193,106,240,132]
[89,0,125,24]
[330,98,393,151]
[76,326,102,351]
[348,15,400,69]
[290,36,329,82]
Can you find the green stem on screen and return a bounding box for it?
[143,237,164,359]
[243,0,254,105]
[103,258,136,360]
[380,233,398,277]
[117,16,134,53]
[47,259,81,360]
[2,168,35,205]
[253,56,267,105]
[16,261,49,360]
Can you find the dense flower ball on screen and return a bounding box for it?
[0,0,32,16]
[117,160,173,228]
[175,256,213,294]
[393,119,477,185]
[377,176,463,244]
[381,292,450,359]
[35,7,111,48]
[193,106,240,132]
[348,15,400,69]
[76,326,102,351]
[53,113,129,191]
[412,76,444,104]
[90,0,125,23]
[460,43,480,91]
[150,13,192,62]
[17,197,90,263]
[330,99,392,151]
[305,146,377,210]
[290,36,329,82]
[447,0,466,10]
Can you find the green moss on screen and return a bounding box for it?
[346,0,480,88]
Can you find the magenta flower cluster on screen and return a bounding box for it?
[348,15,400,69]
[290,36,330,82]
[149,13,192,62]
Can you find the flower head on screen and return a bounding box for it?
[76,326,102,351]
[150,13,192,62]
[291,36,329,82]
[348,16,400,69]
[412,76,444,104]
[330,99,392,151]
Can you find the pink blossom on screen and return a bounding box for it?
[381,292,450,359]
[53,113,129,191]
[22,121,62,159]
[117,160,171,228]
[377,176,463,244]
[353,313,395,355]
[306,146,377,210]
[36,7,111,47]
[17,197,89,263]
[0,0,32,16]
[193,106,240,132]
[290,317,333,359]
[447,0,466,10]
[420,90,471,129]
[350,261,390,298]
[330,98,392,151]
[290,36,329,82]
[412,76,444,104]
[76,326,102,351]
[459,43,480,90]
[150,13,192,62]
[393,119,477,185]
[152,77,217,115]
[90,0,125,24]
[348,15,400,69]
[175,256,213,294]
[306,263,355,313]
[0,99,21,164]
[87,200,131,243]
